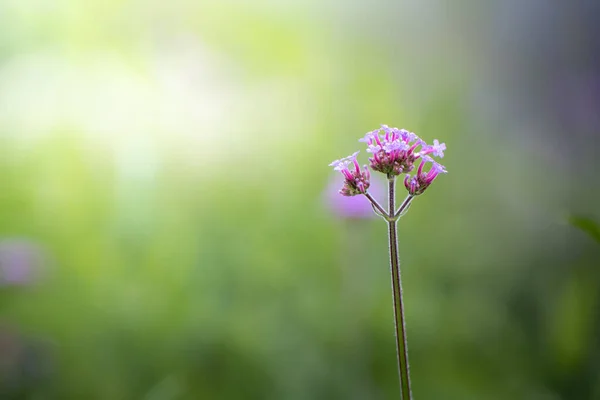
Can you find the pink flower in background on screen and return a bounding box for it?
[325,175,384,219]
[0,239,46,287]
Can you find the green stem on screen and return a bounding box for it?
[395,195,414,219]
[387,176,412,399]
[364,192,389,219]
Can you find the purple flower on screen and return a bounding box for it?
[332,124,447,199]
[358,129,380,144]
[404,156,447,195]
[419,139,446,158]
[383,140,409,153]
[0,239,45,287]
[399,129,418,143]
[329,152,370,196]
[357,125,428,176]
[366,144,381,153]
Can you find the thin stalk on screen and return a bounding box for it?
[364,192,389,218]
[387,176,412,399]
[395,195,414,219]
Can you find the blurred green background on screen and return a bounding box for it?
[1,1,600,399]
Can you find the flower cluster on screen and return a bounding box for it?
[359,125,445,176]
[403,155,447,195]
[330,125,446,197]
[328,151,371,196]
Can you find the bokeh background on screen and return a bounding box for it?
[1,1,600,399]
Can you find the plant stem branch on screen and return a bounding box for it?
[364,192,389,218]
[395,195,414,219]
[387,176,412,400]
